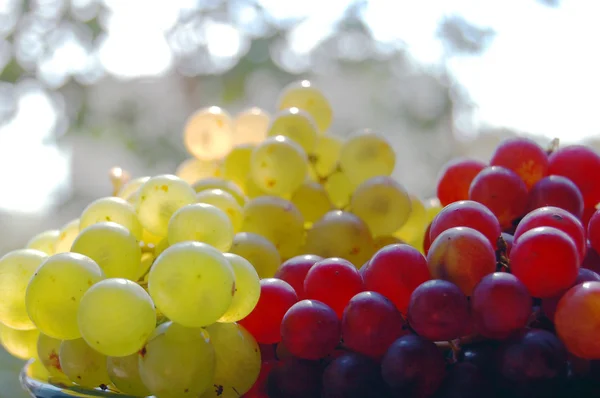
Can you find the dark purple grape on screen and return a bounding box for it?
[322,352,389,398]
[582,243,600,274]
[267,357,323,398]
[458,340,499,379]
[433,362,491,398]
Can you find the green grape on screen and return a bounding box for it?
[26,252,104,340]
[267,108,318,153]
[201,323,260,398]
[117,176,150,202]
[78,278,156,357]
[142,228,163,246]
[183,106,234,161]
[107,353,151,396]
[277,80,333,133]
[138,252,155,281]
[0,249,47,330]
[233,107,270,145]
[193,177,247,206]
[136,174,197,237]
[59,338,110,388]
[350,176,412,237]
[218,254,260,323]
[80,197,143,241]
[138,321,216,398]
[244,175,268,199]
[196,189,244,233]
[54,219,80,254]
[241,196,305,259]
[425,197,442,222]
[26,230,60,255]
[27,358,51,382]
[71,222,142,280]
[324,169,353,208]
[154,239,169,258]
[374,235,405,251]
[339,130,395,186]
[176,158,220,184]
[0,323,39,360]
[291,181,333,226]
[394,195,427,242]
[312,133,343,178]
[220,144,254,191]
[304,210,375,267]
[168,203,234,252]
[37,333,67,379]
[229,232,281,278]
[148,242,234,327]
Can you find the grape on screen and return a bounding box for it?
[135,174,197,237]
[117,176,150,202]
[148,241,234,327]
[381,334,446,398]
[526,175,584,218]
[168,203,234,252]
[290,181,333,226]
[430,200,501,249]
[183,106,233,161]
[71,222,142,280]
[324,169,353,208]
[457,341,498,378]
[197,188,244,232]
[274,255,322,299]
[548,145,600,208]
[373,235,404,251]
[281,300,340,360]
[218,253,260,323]
[239,278,298,344]
[469,166,528,229]
[588,209,600,255]
[582,243,600,274]
[510,227,579,298]
[59,338,110,388]
[350,176,412,237]
[26,230,60,255]
[436,158,486,206]
[0,324,39,360]
[304,210,375,268]
[233,107,270,145]
[502,232,514,255]
[304,258,364,318]
[37,333,68,380]
[322,352,387,398]
[79,197,143,241]
[471,273,532,339]
[0,249,47,330]
[107,353,150,396]
[141,228,163,246]
[201,322,261,398]
[342,291,406,358]
[496,329,568,397]
[241,196,305,259]
[277,80,332,132]
[427,227,496,295]
[230,232,281,278]
[408,279,469,341]
[423,223,433,255]
[490,137,548,189]
[54,218,80,254]
[244,360,275,398]
[26,253,104,340]
[312,133,342,177]
[138,322,216,398]
[515,206,586,262]
[363,244,430,314]
[267,108,319,153]
[542,268,600,321]
[394,195,427,243]
[175,158,220,184]
[267,357,323,398]
[339,130,395,186]
[220,144,254,191]
[250,135,308,196]
[193,177,247,206]
[434,362,490,398]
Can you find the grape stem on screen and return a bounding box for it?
[495,235,510,272]
[546,138,560,156]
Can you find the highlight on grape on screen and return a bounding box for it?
[3,80,600,397]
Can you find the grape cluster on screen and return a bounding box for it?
[2,81,600,398]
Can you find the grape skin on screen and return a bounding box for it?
[526,175,584,218]
[339,130,395,187]
[106,353,150,396]
[489,137,548,189]
[220,144,254,191]
[0,324,39,360]
[167,203,234,252]
[79,196,143,241]
[54,219,81,254]
[26,230,60,255]
[197,188,244,233]
[277,80,333,133]
[267,107,319,153]
[274,255,323,299]
[183,106,234,161]
[436,158,485,206]
[233,107,270,145]
[37,333,66,379]
[218,253,261,323]
[59,338,111,388]
[193,177,247,206]
[229,232,282,279]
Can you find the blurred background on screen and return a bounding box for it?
[1,0,600,394]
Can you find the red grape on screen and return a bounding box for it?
[423,223,433,255]
[267,357,323,398]
[304,258,364,318]
[526,175,584,218]
[274,255,323,299]
[490,137,548,189]
[259,344,277,361]
[514,206,586,261]
[322,352,388,398]
[244,360,276,398]
[471,273,532,339]
[341,291,407,359]
[408,279,470,341]
[542,268,600,321]
[426,227,496,295]
[501,232,514,255]
[548,145,600,208]
[437,158,486,206]
[582,243,600,273]
[588,209,600,255]
[280,300,340,360]
[583,206,596,229]
[363,244,430,314]
[381,334,446,397]
[239,278,298,344]
[430,200,501,248]
[510,226,579,298]
[469,166,528,229]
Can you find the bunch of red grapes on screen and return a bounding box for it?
[239,138,600,398]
